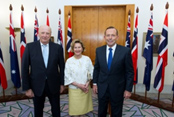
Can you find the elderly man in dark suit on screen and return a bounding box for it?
[22,25,64,117]
[93,26,134,117]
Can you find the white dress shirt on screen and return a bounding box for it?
[40,42,49,67]
[106,44,117,63]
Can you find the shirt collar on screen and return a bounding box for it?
[40,42,49,46]
[107,44,117,51]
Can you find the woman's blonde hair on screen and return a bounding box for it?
[70,39,85,53]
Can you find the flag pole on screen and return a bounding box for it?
[15,88,18,95]
[157,91,160,103]
[3,89,5,98]
[145,89,147,100]
[134,85,136,94]
[172,95,174,107]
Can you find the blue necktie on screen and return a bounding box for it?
[42,45,48,67]
[108,48,113,70]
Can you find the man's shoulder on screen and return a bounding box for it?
[49,42,61,48]
[96,45,106,51]
[117,44,130,52]
[27,41,36,45]
[26,41,39,47]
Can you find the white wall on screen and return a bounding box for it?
[0,0,174,94]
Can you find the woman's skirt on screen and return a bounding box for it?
[68,86,93,115]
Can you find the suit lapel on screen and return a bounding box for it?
[47,42,52,69]
[37,41,47,69]
[110,45,121,71]
[101,46,108,71]
[104,46,108,70]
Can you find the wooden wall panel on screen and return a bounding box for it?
[72,7,98,64]
[98,6,126,46]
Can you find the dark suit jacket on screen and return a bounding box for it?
[22,41,65,97]
[93,44,134,101]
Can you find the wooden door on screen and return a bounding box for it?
[64,5,135,64]
[72,7,99,64]
[98,6,126,46]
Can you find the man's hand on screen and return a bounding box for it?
[25,89,34,98]
[93,85,98,94]
[60,85,64,93]
[124,90,131,99]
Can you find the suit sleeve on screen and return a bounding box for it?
[22,44,31,91]
[125,49,134,92]
[93,48,100,84]
[58,46,65,85]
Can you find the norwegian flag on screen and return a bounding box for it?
[154,10,168,92]
[0,43,8,89]
[143,11,153,91]
[20,10,26,62]
[46,13,50,26]
[57,15,63,48]
[66,15,73,57]
[34,13,39,42]
[125,15,131,48]
[9,11,21,88]
[131,13,138,85]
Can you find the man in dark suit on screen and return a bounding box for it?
[93,26,134,117]
[22,25,65,117]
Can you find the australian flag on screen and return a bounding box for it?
[125,15,131,48]
[143,11,153,91]
[57,15,63,48]
[9,11,21,88]
[154,10,168,92]
[34,13,39,42]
